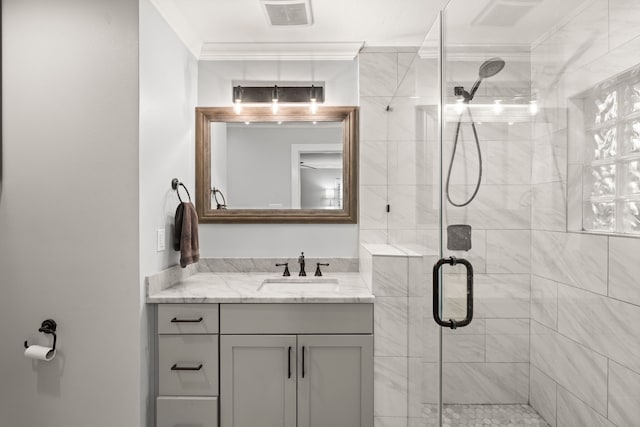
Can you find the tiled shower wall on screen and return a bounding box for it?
[530,1,640,426]
[434,51,534,406]
[358,45,534,422]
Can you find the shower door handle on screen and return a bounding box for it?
[432,256,473,329]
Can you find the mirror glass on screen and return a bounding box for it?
[210,121,343,210]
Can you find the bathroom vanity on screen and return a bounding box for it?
[148,270,374,427]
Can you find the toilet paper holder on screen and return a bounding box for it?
[24,319,57,351]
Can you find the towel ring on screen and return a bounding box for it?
[211,187,227,210]
[171,178,191,203]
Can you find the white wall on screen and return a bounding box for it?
[0,1,141,426]
[139,0,198,424]
[139,0,197,279]
[197,59,359,257]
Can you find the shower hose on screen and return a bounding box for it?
[445,103,483,207]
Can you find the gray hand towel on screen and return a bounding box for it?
[174,202,199,268]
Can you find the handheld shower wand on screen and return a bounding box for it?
[446,57,505,207]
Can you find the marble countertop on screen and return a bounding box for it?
[146,272,374,304]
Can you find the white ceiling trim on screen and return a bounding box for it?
[199,42,364,61]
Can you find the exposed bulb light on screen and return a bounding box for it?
[272,85,279,114]
[529,100,538,116]
[309,85,318,114]
[493,99,504,114]
[233,85,243,114]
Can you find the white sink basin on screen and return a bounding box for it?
[258,277,340,293]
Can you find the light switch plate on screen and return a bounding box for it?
[156,228,166,252]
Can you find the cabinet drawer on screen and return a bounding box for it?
[220,304,373,334]
[157,396,218,427]
[158,304,219,334]
[158,335,219,396]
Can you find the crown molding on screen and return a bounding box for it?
[199,42,364,61]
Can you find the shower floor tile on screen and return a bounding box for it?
[422,404,550,426]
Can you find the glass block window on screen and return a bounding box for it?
[581,68,640,234]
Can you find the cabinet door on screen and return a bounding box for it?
[220,335,296,427]
[297,335,373,427]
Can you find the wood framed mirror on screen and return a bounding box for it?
[195,106,358,223]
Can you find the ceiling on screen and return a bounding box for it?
[150,0,448,59]
[150,0,587,60]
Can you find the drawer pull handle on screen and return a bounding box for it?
[301,346,305,378]
[170,317,203,323]
[171,364,203,371]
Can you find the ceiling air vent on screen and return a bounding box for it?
[260,0,313,26]
[471,0,543,27]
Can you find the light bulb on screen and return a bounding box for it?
[529,100,538,116]
[309,84,318,114]
[493,100,504,114]
[271,85,279,114]
[233,85,242,113]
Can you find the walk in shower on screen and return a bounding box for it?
[360,0,640,425]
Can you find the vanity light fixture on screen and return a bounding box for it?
[271,85,280,114]
[229,84,325,113]
[233,85,243,114]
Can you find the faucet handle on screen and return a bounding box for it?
[275,263,290,277]
[314,263,330,277]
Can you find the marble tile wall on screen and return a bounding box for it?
[362,244,431,427]
[359,46,534,426]
[529,2,640,426]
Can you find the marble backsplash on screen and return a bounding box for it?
[197,257,359,273]
[146,258,359,296]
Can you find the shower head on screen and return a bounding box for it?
[478,57,506,79]
[467,57,506,100]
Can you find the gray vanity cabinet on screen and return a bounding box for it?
[219,303,374,427]
[220,335,297,427]
[297,335,373,427]
[220,334,372,427]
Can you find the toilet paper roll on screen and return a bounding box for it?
[24,345,56,361]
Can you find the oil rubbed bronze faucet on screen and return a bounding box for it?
[298,252,306,276]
